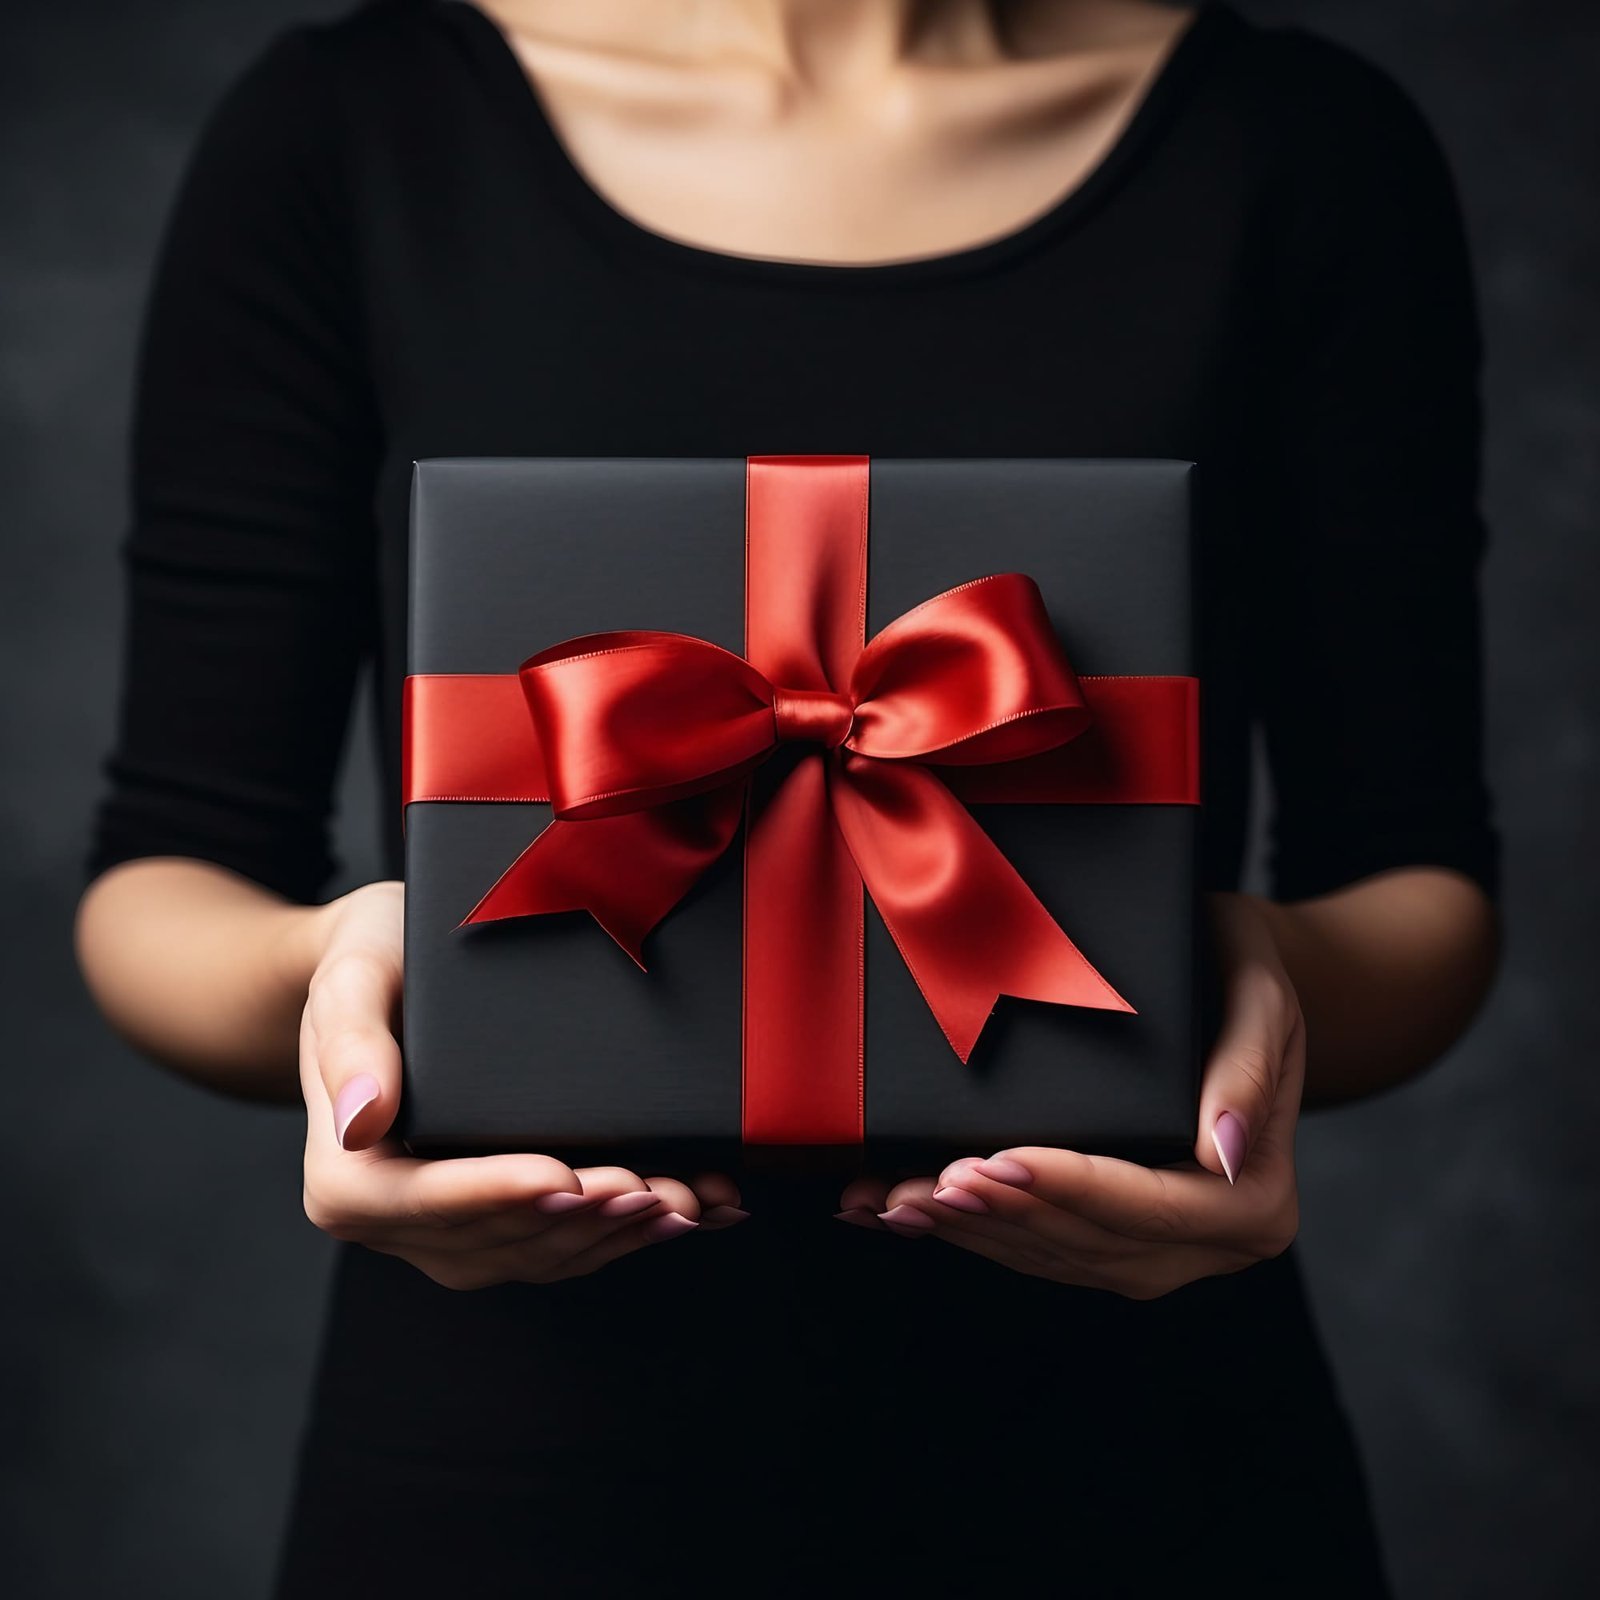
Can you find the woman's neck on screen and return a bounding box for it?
[476,3,1181,84]
[470,0,1198,266]
[711,1,1004,84]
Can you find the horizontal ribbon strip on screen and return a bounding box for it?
[403,671,1200,808]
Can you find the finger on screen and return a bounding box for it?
[687,1171,741,1208]
[357,1168,669,1257]
[885,1170,1129,1258]
[540,1194,705,1280]
[874,1176,940,1236]
[641,1175,703,1229]
[869,1169,1239,1293]
[538,1171,703,1253]
[872,1175,1071,1245]
[685,1170,748,1228]
[429,1173,691,1257]
[837,1174,893,1225]
[443,1172,680,1257]
[433,1165,655,1249]
[888,1169,1239,1295]
[1196,995,1294,1184]
[1194,906,1304,1183]
[869,1173,1123,1284]
[575,1165,659,1214]
[306,1149,584,1242]
[1244,1014,1307,1174]
[305,950,403,1152]
[947,1147,1247,1247]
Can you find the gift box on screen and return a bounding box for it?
[401,457,1201,1173]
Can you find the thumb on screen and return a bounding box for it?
[1197,1050,1276,1185]
[304,949,404,1153]
[1195,911,1303,1185]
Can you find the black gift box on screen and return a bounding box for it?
[401,458,1201,1174]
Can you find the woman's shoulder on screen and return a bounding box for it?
[199,2,477,129]
[174,1,494,206]
[1206,6,1458,187]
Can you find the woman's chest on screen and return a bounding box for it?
[359,178,1268,525]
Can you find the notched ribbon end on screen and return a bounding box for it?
[590,910,652,973]
[456,890,519,931]
[458,886,655,973]
[944,982,1139,1064]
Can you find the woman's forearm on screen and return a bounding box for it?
[1250,867,1500,1105]
[74,857,334,1100]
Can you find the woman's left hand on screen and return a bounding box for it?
[836,893,1304,1298]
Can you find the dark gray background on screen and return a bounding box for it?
[4,2,1595,1595]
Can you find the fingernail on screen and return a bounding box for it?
[941,1157,984,1181]
[833,1209,884,1230]
[700,1205,750,1229]
[333,1074,380,1149]
[533,1190,593,1214]
[972,1155,1034,1187]
[878,1204,935,1235]
[1213,1110,1248,1185]
[641,1211,698,1243]
[597,1191,662,1218]
[932,1185,989,1214]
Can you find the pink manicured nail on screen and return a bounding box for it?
[533,1190,593,1214]
[940,1157,984,1182]
[597,1191,662,1218]
[932,1185,989,1214]
[333,1073,379,1149]
[700,1205,750,1228]
[641,1211,698,1243]
[972,1155,1034,1187]
[833,1209,884,1230]
[878,1204,935,1234]
[1213,1111,1247,1185]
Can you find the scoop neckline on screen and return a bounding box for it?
[447,1,1234,289]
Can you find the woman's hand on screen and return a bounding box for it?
[834,893,1303,1298]
[299,881,746,1288]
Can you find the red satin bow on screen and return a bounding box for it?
[465,570,1133,1065]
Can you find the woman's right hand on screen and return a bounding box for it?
[298,881,746,1288]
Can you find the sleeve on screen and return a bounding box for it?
[1251,35,1500,903]
[87,28,381,904]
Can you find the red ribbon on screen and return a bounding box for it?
[403,457,1200,1145]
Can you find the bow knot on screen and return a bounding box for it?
[772,687,854,748]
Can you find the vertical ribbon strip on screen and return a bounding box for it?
[742,457,870,1142]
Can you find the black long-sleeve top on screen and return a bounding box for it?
[88,4,1495,1593]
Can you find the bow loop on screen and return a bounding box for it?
[520,631,774,820]
[845,574,1090,764]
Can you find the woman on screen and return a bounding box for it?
[77,1,1499,1593]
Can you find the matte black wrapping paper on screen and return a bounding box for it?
[402,458,1201,1176]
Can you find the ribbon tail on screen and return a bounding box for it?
[461,790,746,967]
[832,758,1134,1063]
